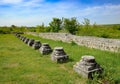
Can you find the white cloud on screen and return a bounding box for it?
[21,0,44,7]
[0,0,44,5]
[0,0,23,4]
[0,0,120,26]
[69,4,120,24]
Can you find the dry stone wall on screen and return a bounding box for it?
[26,32,120,52]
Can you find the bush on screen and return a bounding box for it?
[101,33,109,38]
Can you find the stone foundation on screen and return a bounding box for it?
[51,47,69,63]
[24,38,29,44]
[39,43,52,55]
[28,39,35,46]
[25,32,120,52]
[32,40,41,50]
[73,55,103,78]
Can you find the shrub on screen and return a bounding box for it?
[101,33,109,38]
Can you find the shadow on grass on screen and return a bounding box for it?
[56,58,74,64]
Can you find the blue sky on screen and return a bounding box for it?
[0,0,120,26]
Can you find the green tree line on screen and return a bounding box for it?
[0,17,120,38]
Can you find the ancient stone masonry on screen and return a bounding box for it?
[51,47,69,63]
[24,38,29,44]
[32,40,41,50]
[15,33,20,38]
[73,55,103,79]
[20,36,23,40]
[22,36,26,42]
[39,43,52,55]
[25,32,120,52]
[28,39,35,46]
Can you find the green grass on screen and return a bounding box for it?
[76,27,120,39]
[59,24,120,39]
[0,34,120,84]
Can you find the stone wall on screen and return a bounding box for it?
[26,32,120,52]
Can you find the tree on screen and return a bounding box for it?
[44,26,51,32]
[63,17,79,34]
[92,22,97,28]
[36,23,45,33]
[82,18,90,29]
[11,25,16,28]
[49,18,62,32]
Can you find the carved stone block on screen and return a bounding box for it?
[16,34,20,38]
[51,47,68,63]
[73,55,103,78]
[32,40,41,50]
[28,39,35,46]
[24,38,29,44]
[20,36,23,40]
[39,43,52,55]
[22,37,26,42]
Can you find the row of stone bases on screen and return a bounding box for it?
[15,33,103,79]
[15,34,69,63]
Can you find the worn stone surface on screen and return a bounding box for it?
[24,38,29,44]
[28,39,35,46]
[32,40,41,50]
[21,36,24,41]
[15,34,20,38]
[22,37,26,42]
[73,55,103,78]
[25,32,120,52]
[18,34,21,38]
[21,36,26,41]
[39,43,52,55]
[20,36,23,40]
[51,47,68,63]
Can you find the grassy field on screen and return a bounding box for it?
[76,27,120,39]
[0,34,120,84]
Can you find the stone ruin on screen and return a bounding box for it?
[51,47,69,63]
[15,34,20,38]
[39,43,52,55]
[28,39,35,46]
[27,32,119,52]
[20,36,25,41]
[24,38,29,44]
[20,36,23,40]
[19,35,24,41]
[22,36,26,42]
[73,55,103,79]
[32,40,41,50]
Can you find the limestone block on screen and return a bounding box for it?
[24,38,29,44]
[21,36,25,41]
[22,37,26,42]
[18,34,21,38]
[16,34,20,38]
[51,47,68,63]
[20,36,23,40]
[32,40,41,50]
[28,39,35,46]
[39,43,52,55]
[73,55,103,78]
[21,36,24,41]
